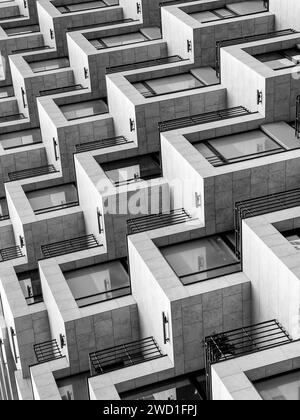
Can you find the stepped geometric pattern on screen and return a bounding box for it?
[0,0,299,401]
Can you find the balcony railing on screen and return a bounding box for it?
[158,106,252,132]
[234,188,300,258]
[34,200,79,215]
[205,319,293,399]
[127,208,195,234]
[0,245,23,262]
[75,136,131,153]
[8,165,58,182]
[296,95,300,139]
[33,339,63,364]
[41,234,101,259]
[38,84,86,97]
[106,55,185,74]
[216,28,298,77]
[89,337,165,376]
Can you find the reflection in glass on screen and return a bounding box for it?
[254,370,300,400]
[26,183,78,214]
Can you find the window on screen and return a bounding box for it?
[160,233,241,285]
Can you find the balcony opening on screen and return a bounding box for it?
[0,128,42,150]
[55,0,118,14]
[254,369,300,400]
[189,1,268,24]
[5,24,40,36]
[60,99,108,121]
[0,198,9,221]
[27,57,69,73]
[17,270,43,305]
[64,259,131,308]
[254,46,300,71]
[99,153,161,187]
[121,371,207,400]
[56,371,90,400]
[89,27,161,50]
[133,67,219,98]
[160,232,241,286]
[26,183,79,215]
[194,128,290,167]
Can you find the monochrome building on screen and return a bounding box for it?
[0,0,299,401]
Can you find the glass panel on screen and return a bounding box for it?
[60,100,108,120]
[29,58,69,73]
[26,184,78,213]
[0,129,41,149]
[190,11,221,23]
[102,155,161,185]
[255,370,300,400]
[64,261,130,307]
[122,377,203,400]
[226,1,267,15]
[145,74,204,95]
[56,372,90,400]
[66,1,106,11]
[100,32,148,48]
[5,25,39,36]
[161,235,240,285]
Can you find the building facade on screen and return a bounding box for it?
[0,0,299,401]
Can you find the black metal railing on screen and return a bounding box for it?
[216,29,298,77]
[34,200,79,215]
[66,18,136,32]
[127,208,195,234]
[38,84,86,97]
[89,337,165,376]
[0,214,9,221]
[11,45,52,54]
[159,106,252,132]
[75,136,131,153]
[0,113,25,123]
[41,234,101,259]
[34,339,63,364]
[8,165,58,182]
[106,55,185,74]
[205,319,293,399]
[296,95,300,139]
[234,188,300,258]
[0,245,23,262]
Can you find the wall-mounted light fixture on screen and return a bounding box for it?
[97,207,103,234]
[162,312,170,344]
[130,118,136,132]
[187,40,192,53]
[84,67,89,79]
[19,236,25,248]
[59,334,66,349]
[21,87,27,108]
[23,0,27,8]
[257,89,263,105]
[53,138,59,161]
[195,192,201,208]
[50,29,54,40]
[136,2,142,14]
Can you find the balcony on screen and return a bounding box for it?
[158,106,252,132]
[100,154,162,187]
[254,46,300,71]
[17,270,43,306]
[38,84,87,97]
[60,99,108,121]
[28,57,69,74]
[0,198,9,221]
[64,259,131,308]
[75,135,130,153]
[41,234,101,259]
[66,18,135,32]
[8,165,58,182]
[189,0,268,25]
[5,24,40,37]
[234,188,300,257]
[33,339,63,364]
[0,245,23,262]
[0,128,42,150]
[205,319,293,399]
[127,208,194,234]
[55,0,118,14]
[106,55,185,74]
[89,337,165,376]
[26,183,79,215]
[160,232,241,286]
[216,28,298,76]
[0,113,25,124]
